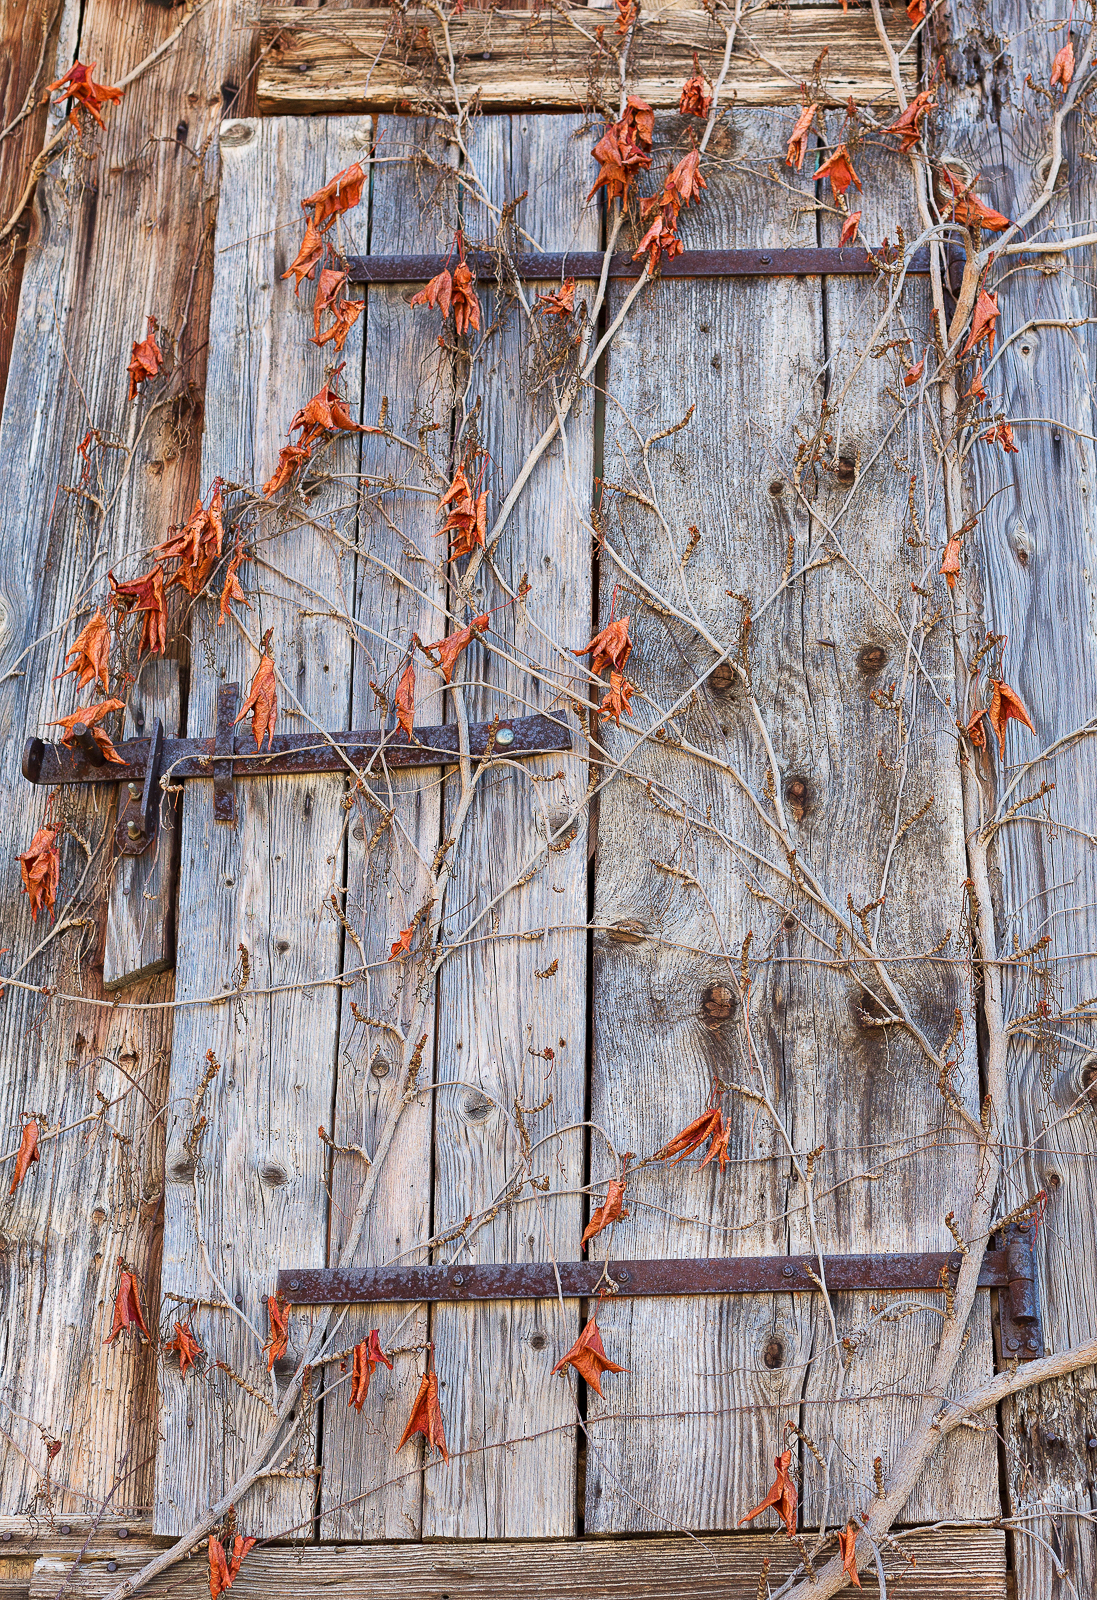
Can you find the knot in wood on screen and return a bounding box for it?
[701,983,735,1026]
[607,919,647,945]
[858,644,888,674]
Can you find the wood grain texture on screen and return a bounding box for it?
[938,3,1097,1592]
[793,118,997,1527]
[0,0,249,1525]
[102,659,181,991]
[585,108,822,1535]
[424,113,597,1540]
[26,1528,1009,1598]
[586,106,995,1533]
[0,0,65,413]
[257,6,915,116]
[154,116,370,1539]
[319,114,455,1542]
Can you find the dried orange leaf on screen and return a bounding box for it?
[104,1258,151,1344]
[18,829,60,922]
[165,1320,202,1377]
[59,608,110,693]
[395,659,416,740]
[303,162,366,227]
[987,678,1035,758]
[599,671,634,726]
[551,1313,627,1397]
[9,1119,41,1195]
[109,564,167,656]
[349,1330,393,1411]
[1051,39,1075,90]
[838,210,862,246]
[263,1293,289,1370]
[961,288,1000,357]
[839,1523,862,1587]
[679,58,713,118]
[235,654,278,752]
[786,103,816,171]
[397,1370,449,1460]
[940,537,961,589]
[50,698,126,764]
[127,316,163,402]
[656,1105,723,1164]
[573,616,632,676]
[47,59,123,130]
[814,143,861,199]
[739,1448,798,1537]
[282,217,326,291]
[581,1176,629,1249]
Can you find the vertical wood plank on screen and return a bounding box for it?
[423,113,597,1539]
[0,0,248,1521]
[792,121,998,1526]
[940,5,1097,1588]
[585,108,821,1533]
[319,113,455,1542]
[155,116,370,1537]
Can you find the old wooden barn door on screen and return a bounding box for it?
[5,5,1097,1596]
[141,106,1004,1569]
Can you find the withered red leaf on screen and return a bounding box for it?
[219,539,251,626]
[109,564,167,656]
[886,89,936,153]
[838,210,862,247]
[839,1523,862,1587]
[814,143,862,199]
[9,1119,41,1195]
[422,613,490,684]
[907,0,926,22]
[679,58,713,118]
[656,1105,723,1164]
[165,1320,202,1377]
[50,698,126,765]
[941,168,1009,233]
[389,924,414,960]
[1051,39,1075,90]
[965,706,988,750]
[47,59,123,130]
[966,363,987,402]
[581,1176,629,1249]
[940,537,962,589]
[903,350,926,387]
[289,366,368,443]
[450,262,480,338]
[697,1109,731,1172]
[397,1370,449,1460]
[395,659,416,740]
[349,1330,393,1411]
[587,110,653,207]
[739,1448,798,1537]
[987,678,1035,758]
[59,607,110,693]
[18,828,60,922]
[262,442,313,498]
[666,150,706,209]
[598,671,634,726]
[235,654,278,752]
[209,1532,257,1599]
[127,317,163,402]
[786,102,816,171]
[303,163,366,227]
[104,1258,151,1344]
[410,268,454,319]
[961,288,1001,357]
[574,616,631,676]
[158,481,225,593]
[537,279,576,318]
[282,217,326,292]
[982,419,1018,453]
[263,1294,289,1370]
[551,1313,627,1397]
[312,267,349,339]
[438,467,487,561]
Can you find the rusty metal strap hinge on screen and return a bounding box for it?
[279,1225,1043,1366]
[22,682,571,848]
[346,244,965,289]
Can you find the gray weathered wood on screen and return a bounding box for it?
[425,113,597,1539]
[939,4,1097,1592]
[792,118,997,1526]
[26,1528,1009,1598]
[155,116,370,1538]
[257,7,915,116]
[0,0,249,1524]
[319,114,455,1542]
[586,108,822,1533]
[587,105,995,1533]
[103,658,181,991]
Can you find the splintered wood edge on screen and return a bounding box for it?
[22,1529,1007,1597]
[256,6,916,114]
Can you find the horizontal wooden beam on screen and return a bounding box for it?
[257,6,915,115]
[28,1529,1006,1598]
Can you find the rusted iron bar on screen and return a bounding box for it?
[346,245,938,285]
[279,1250,1002,1303]
[22,712,572,790]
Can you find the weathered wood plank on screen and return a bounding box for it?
[257,7,915,116]
[319,113,455,1541]
[0,0,249,1524]
[0,0,66,412]
[155,116,371,1538]
[26,1528,1009,1598]
[423,111,596,1539]
[585,107,821,1533]
[102,659,181,990]
[939,3,1097,1592]
[791,118,998,1525]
